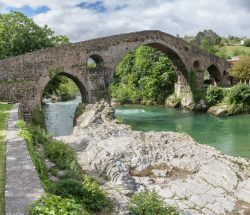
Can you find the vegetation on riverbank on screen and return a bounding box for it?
[111,45,177,105]
[16,120,111,214]
[0,103,12,215]
[207,84,250,116]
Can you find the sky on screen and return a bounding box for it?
[0,0,250,42]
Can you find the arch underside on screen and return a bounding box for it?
[42,72,89,104]
[207,65,221,83]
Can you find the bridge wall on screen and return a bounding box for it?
[0,30,230,112]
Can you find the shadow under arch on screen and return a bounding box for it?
[42,71,89,104]
[206,64,222,85]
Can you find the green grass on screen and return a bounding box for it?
[0,103,12,215]
[219,45,250,58]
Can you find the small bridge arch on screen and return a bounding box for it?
[41,71,89,104]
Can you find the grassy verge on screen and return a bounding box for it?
[219,45,250,58]
[0,103,12,215]
[16,120,111,214]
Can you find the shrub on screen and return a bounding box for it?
[43,139,76,169]
[30,194,89,215]
[205,86,225,106]
[30,110,44,127]
[230,57,250,81]
[80,175,111,212]
[227,83,250,105]
[245,39,250,47]
[49,179,84,198]
[129,190,179,215]
[49,176,111,212]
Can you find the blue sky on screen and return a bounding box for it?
[0,0,250,42]
[6,5,50,17]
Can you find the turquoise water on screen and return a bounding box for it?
[115,105,250,159]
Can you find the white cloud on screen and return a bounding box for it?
[1,0,250,42]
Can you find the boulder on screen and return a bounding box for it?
[57,101,250,215]
[208,105,228,116]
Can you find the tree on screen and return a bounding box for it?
[244,39,250,47]
[194,30,222,54]
[0,11,69,59]
[230,57,250,82]
[111,46,177,104]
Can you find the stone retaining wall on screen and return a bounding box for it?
[5,103,43,215]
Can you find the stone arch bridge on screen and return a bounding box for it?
[0,30,230,112]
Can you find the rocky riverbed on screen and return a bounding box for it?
[58,101,250,215]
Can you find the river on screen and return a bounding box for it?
[44,99,250,159]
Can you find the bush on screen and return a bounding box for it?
[49,179,84,199]
[30,194,89,215]
[43,139,76,169]
[245,39,250,47]
[206,86,225,106]
[129,190,179,215]
[80,175,111,212]
[227,83,250,105]
[30,110,44,127]
[48,177,111,212]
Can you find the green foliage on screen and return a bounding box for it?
[0,103,12,215]
[30,110,44,127]
[230,57,250,81]
[111,46,177,104]
[206,86,225,106]
[17,123,111,213]
[188,70,204,103]
[227,103,250,115]
[129,190,179,215]
[0,11,69,59]
[43,139,76,169]
[48,176,111,212]
[49,179,84,198]
[44,72,80,102]
[81,175,111,212]
[194,29,222,54]
[73,104,86,126]
[227,83,250,105]
[245,39,250,47]
[16,121,48,184]
[30,194,89,215]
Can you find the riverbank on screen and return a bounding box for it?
[113,83,250,117]
[58,101,250,215]
[0,103,12,215]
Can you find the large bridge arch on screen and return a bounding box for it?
[106,41,190,98]
[0,30,230,112]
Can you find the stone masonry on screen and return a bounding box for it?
[0,30,230,112]
[5,104,43,215]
